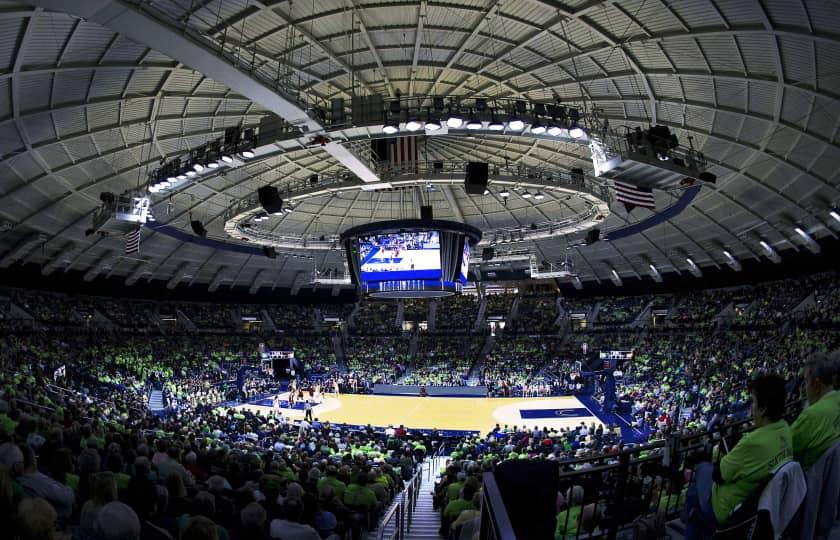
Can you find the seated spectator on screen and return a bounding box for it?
[182,516,219,540]
[342,472,377,512]
[79,471,118,529]
[791,352,840,469]
[16,497,57,540]
[239,503,267,540]
[94,501,142,540]
[269,498,320,540]
[442,477,479,534]
[17,444,74,522]
[684,374,793,540]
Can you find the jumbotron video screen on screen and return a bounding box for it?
[359,231,441,281]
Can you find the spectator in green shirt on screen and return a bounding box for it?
[317,466,346,500]
[442,477,479,535]
[684,374,793,540]
[791,352,840,469]
[343,472,378,512]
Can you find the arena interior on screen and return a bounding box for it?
[1,1,840,539]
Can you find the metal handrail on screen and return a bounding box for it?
[480,472,517,540]
[376,458,426,540]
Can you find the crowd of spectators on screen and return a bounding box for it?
[265,305,319,334]
[401,300,428,323]
[403,337,482,387]
[0,270,838,539]
[175,303,238,331]
[0,325,441,540]
[350,302,398,335]
[481,337,567,397]
[593,296,650,325]
[343,337,410,386]
[483,295,513,319]
[507,295,558,334]
[433,295,479,334]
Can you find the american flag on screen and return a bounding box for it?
[388,136,418,168]
[614,180,656,211]
[125,226,141,255]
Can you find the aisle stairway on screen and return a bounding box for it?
[148,389,165,414]
[368,456,444,540]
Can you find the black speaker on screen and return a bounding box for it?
[263,246,277,259]
[420,205,433,220]
[464,162,488,195]
[257,185,283,214]
[482,247,494,261]
[191,220,207,238]
[433,161,443,170]
[586,228,600,245]
[570,167,584,183]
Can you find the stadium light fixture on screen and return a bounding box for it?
[382,121,399,135]
[425,113,442,131]
[445,109,464,128]
[521,190,532,199]
[240,148,256,159]
[830,209,840,224]
[220,152,234,164]
[534,192,545,200]
[530,119,546,135]
[466,114,483,130]
[486,111,504,131]
[508,116,525,131]
[568,124,584,138]
[547,122,564,137]
[759,240,773,254]
[794,226,810,240]
[405,118,424,131]
[499,189,510,198]
[176,174,187,181]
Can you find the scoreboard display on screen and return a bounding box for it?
[599,350,634,370]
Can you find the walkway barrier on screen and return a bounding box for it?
[376,462,423,540]
[479,399,805,540]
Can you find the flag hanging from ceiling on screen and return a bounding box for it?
[388,136,418,168]
[614,180,656,212]
[125,226,141,255]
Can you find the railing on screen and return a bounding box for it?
[376,460,424,540]
[479,398,806,540]
[480,472,517,540]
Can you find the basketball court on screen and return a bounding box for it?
[234,393,603,433]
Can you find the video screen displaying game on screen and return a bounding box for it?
[359,231,441,281]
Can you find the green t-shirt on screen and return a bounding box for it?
[343,484,377,510]
[446,481,464,504]
[555,506,582,538]
[318,476,347,499]
[444,498,474,521]
[791,390,840,469]
[712,420,793,523]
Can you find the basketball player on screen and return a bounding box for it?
[272,394,281,417]
[333,378,340,396]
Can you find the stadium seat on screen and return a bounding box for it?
[713,461,807,540]
[799,440,840,540]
